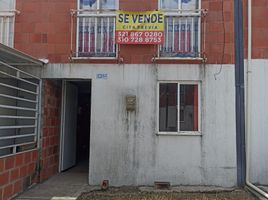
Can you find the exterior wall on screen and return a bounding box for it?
[13,0,268,63]
[202,0,234,64]
[10,0,268,190]
[14,0,236,64]
[248,60,268,185]
[252,1,268,59]
[244,0,268,186]
[40,80,62,181]
[0,150,38,200]
[14,0,76,62]
[89,64,236,187]
[0,80,61,200]
[23,63,237,187]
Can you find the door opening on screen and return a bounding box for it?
[60,80,91,174]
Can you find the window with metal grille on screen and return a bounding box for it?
[0,61,41,157]
[159,0,201,58]
[75,0,117,58]
[0,0,16,47]
[158,82,200,134]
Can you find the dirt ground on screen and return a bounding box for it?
[78,188,257,200]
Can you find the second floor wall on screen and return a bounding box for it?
[0,0,267,64]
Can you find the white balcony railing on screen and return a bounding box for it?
[75,15,116,58]
[71,9,204,59]
[159,15,201,58]
[0,12,15,47]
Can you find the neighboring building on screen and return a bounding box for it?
[0,0,268,199]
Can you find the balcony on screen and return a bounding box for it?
[71,9,204,60]
[159,15,201,58]
[72,13,117,59]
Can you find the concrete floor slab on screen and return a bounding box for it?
[15,162,97,200]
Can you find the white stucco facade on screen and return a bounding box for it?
[247,60,268,186]
[23,63,238,187]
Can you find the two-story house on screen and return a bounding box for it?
[0,0,268,199]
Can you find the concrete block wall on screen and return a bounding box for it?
[40,80,62,181]
[14,0,76,63]
[0,80,61,200]
[252,1,268,58]
[0,150,38,200]
[13,0,237,64]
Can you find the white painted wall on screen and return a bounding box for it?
[0,0,15,10]
[23,63,237,187]
[248,60,268,186]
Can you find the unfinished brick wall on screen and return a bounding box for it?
[14,0,76,63]
[40,80,62,181]
[118,0,235,64]
[0,80,62,200]
[252,0,268,58]
[202,0,235,64]
[0,150,38,200]
[14,0,236,64]
[14,0,268,63]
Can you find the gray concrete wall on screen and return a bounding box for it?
[248,60,268,185]
[24,63,237,187]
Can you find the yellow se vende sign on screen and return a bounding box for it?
[116,10,165,44]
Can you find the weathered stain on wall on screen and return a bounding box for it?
[22,63,237,187]
[249,60,268,185]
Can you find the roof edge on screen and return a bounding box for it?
[0,43,45,66]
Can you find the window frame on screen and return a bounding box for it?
[75,0,119,59]
[157,0,202,60]
[157,81,201,136]
[0,0,16,48]
[0,59,42,158]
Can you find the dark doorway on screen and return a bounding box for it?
[60,80,91,174]
[76,87,91,163]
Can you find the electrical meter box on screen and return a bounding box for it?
[126,95,136,111]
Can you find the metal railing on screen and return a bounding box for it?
[70,9,204,59]
[0,60,41,157]
[75,14,116,58]
[159,14,201,58]
[0,12,15,47]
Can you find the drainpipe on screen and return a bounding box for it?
[234,0,246,187]
[245,0,268,198]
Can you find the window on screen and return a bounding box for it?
[159,0,201,58]
[76,0,117,58]
[158,82,200,133]
[0,58,41,157]
[79,0,117,10]
[0,0,15,47]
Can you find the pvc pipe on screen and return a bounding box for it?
[245,0,268,198]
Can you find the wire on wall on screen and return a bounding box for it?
[214,0,226,80]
